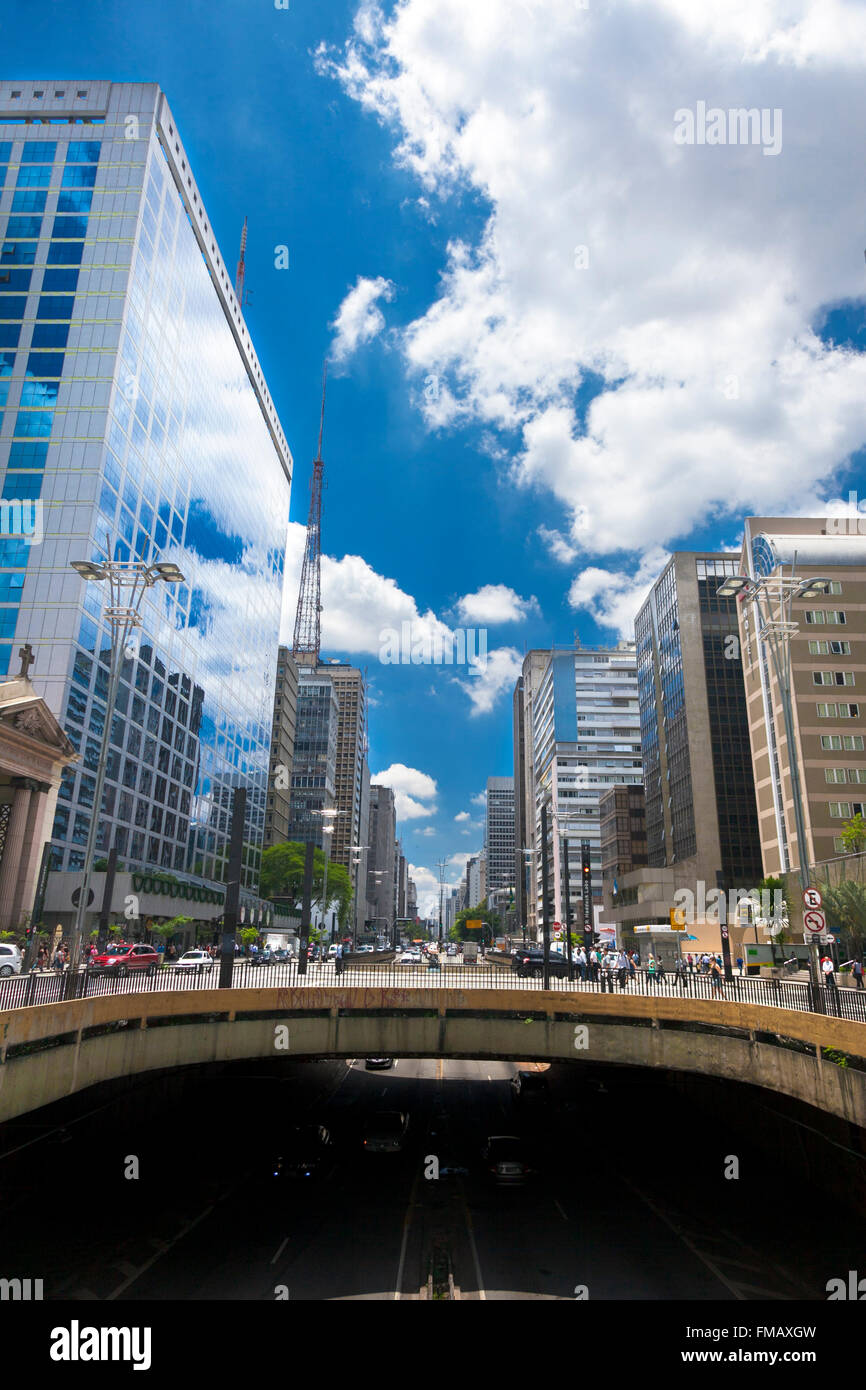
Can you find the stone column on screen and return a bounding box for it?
[0,780,33,932]
[10,782,50,932]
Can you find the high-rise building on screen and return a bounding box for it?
[406,877,417,920]
[528,644,642,931]
[485,775,515,899]
[0,83,292,898]
[287,672,338,847]
[264,646,299,849]
[513,649,554,932]
[635,554,762,885]
[737,519,866,884]
[366,783,396,930]
[466,850,486,907]
[599,784,647,917]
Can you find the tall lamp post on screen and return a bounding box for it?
[65,546,185,995]
[519,848,532,944]
[437,857,448,946]
[349,845,369,949]
[717,565,832,988]
[312,807,346,943]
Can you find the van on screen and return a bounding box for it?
[0,943,23,977]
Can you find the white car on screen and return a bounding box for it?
[0,943,23,977]
[398,950,422,964]
[175,949,214,972]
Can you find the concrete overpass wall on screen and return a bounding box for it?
[1,987,865,1127]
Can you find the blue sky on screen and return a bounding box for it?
[6,0,866,909]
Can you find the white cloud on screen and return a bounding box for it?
[454,645,523,715]
[417,826,437,837]
[455,583,539,624]
[330,275,396,364]
[454,811,470,822]
[320,0,866,563]
[537,526,578,565]
[371,762,438,820]
[568,546,671,640]
[471,790,487,807]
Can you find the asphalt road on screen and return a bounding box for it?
[1,1056,863,1300]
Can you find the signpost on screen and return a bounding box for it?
[803,908,826,934]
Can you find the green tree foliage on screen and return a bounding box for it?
[840,812,866,855]
[821,879,866,957]
[260,842,353,927]
[449,901,499,945]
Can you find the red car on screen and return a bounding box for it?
[88,943,161,977]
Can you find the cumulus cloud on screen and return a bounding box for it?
[454,646,523,716]
[568,546,671,640]
[454,811,470,822]
[456,583,539,625]
[371,762,438,820]
[330,275,396,363]
[320,0,866,564]
[537,526,578,565]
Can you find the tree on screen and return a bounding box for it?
[755,875,789,943]
[840,813,866,855]
[821,880,866,959]
[260,842,353,926]
[449,902,499,946]
[153,915,194,943]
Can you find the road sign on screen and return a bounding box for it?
[553,929,562,939]
[803,908,826,934]
[803,888,822,909]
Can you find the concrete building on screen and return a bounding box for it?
[599,784,647,921]
[286,672,338,848]
[264,647,299,850]
[527,644,642,934]
[466,850,486,908]
[737,518,866,893]
[366,783,396,933]
[0,83,292,920]
[513,650,551,933]
[394,843,408,918]
[406,877,417,920]
[316,662,368,934]
[604,553,763,948]
[485,775,515,897]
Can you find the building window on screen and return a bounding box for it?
[813,671,855,686]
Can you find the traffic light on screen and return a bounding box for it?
[25,924,33,941]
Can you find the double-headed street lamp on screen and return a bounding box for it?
[312,807,347,942]
[349,845,369,949]
[717,565,831,984]
[65,546,185,994]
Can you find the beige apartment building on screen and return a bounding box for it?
[737,518,866,903]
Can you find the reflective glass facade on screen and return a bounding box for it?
[0,84,292,892]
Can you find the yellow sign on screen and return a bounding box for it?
[466,919,483,930]
[669,908,687,929]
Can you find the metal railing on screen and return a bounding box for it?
[1,959,865,1023]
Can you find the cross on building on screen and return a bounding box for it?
[17,644,35,679]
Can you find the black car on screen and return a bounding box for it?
[510,1069,550,1101]
[482,1135,535,1185]
[511,949,572,979]
[365,1057,394,1070]
[272,1124,335,1179]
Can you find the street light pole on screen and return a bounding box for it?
[64,545,185,997]
[540,803,552,990]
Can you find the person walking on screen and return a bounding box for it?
[821,955,837,989]
[686,951,694,975]
[852,958,864,991]
[736,955,744,977]
[710,956,724,995]
[674,956,687,990]
[646,954,657,988]
[53,944,64,972]
[576,946,587,982]
[334,941,343,977]
[589,947,599,984]
[657,957,667,989]
[36,945,46,972]
[628,952,636,985]
[617,949,629,991]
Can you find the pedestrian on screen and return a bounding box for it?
[627,952,636,984]
[710,957,724,994]
[674,956,687,989]
[36,945,45,971]
[576,947,587,982]
[853,958,864,991]
[53,944,64,972]
[686,952,694,974]
[646,954,657,987]
[589,948,599,983]
[821,955,837,990]
[617,949,629,991]
[657,957,667,988]
[334,941,343,977]
[736,955,743,977]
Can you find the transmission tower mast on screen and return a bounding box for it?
[235,216,249,305]
[292,365,328,667]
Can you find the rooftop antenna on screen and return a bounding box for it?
[292,363,328,666]
[235,216,252,307]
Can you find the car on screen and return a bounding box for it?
[482,1135,534,1185]
[446,944,458,957]
[175,949,214,972]
[510,1069,550,1101]
[363,1111,409,1153]
[88,943,161,976]
[398,950,422,964]
[365,1057,394,1070]
[0,943,23,977]
[272,1124,335,1179]
[328,943,341,958]
[510,948,572,979]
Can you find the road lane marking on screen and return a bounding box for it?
[394,1167,422,1301]
[622,1178,745,1301]
[553,1198,568,1222]
[270,1236,289,1265]
[106,1201,217,1300]
[462,1194,486,1301]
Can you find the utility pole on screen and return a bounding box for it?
[540,804,552,990]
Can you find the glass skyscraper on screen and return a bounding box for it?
[0,82,292,894]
